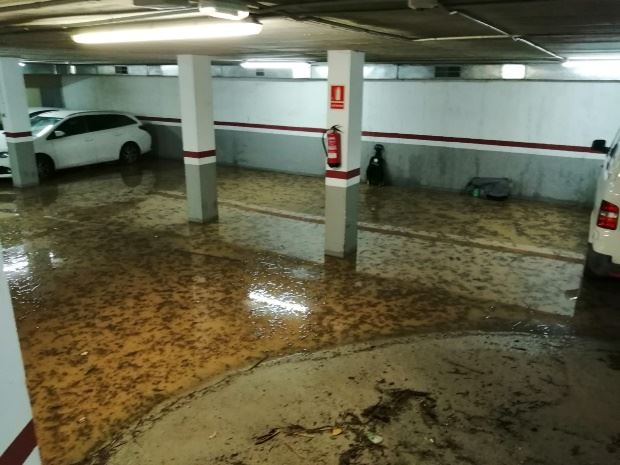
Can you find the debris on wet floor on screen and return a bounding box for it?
[83,334,620,465]
[0,161,618,465]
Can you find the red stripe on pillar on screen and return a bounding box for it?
[4,131,32,139]
[326,168,361,179]
[0,420,37,465]
[184,150,216,158]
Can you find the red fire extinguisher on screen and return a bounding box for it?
[323,125,342,168]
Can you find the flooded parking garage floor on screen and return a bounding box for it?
[0,160,618,465]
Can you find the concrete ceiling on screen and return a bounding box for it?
[0,0,618,64]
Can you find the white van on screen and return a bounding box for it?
[585,134,620,278]
[0,110,151,179]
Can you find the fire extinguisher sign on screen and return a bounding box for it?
[330,85,345,110]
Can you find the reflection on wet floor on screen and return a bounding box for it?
[0,160,617,465]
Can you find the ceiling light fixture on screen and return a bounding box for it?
[72,19,262,44]
[564,54,620,61]
[199,0,249,21]
[240,60,311,78]
[562,60,620,78]
[501,64,526,79]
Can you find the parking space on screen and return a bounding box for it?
[1,2,620,465]
[1,161,618,464]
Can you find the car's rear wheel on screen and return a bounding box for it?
[119,142,140,165]
[584,244,611,279]
[36,154,55,180]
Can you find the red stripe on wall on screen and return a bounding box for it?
[361,131,597,153]
[0,420,37,465]
[4,131,32,139]
[326,168,361,179]
[184,149,216,158]
[214,121,326,134]
[138,116,599,154]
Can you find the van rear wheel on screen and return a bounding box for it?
[119,142,140,165]
[584,245,611,279]
[36,154,55,180]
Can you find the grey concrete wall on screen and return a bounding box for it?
[146,124,602,204]
[215,130,326,176]
[212,129,602,205]
[360,141,604,204]
[144,124,182,159]
[24,75,64,107]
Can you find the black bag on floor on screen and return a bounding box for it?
[465,177,512,201]
[366,144,386,186]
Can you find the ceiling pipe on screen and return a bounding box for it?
[448,10,508,35]
[0,0,104,14]
[253,0,403,15]
[301,17,422,42]
[449,10,564,61]
[513,36,564,60]
[60,8,199,28]
[0,9,194,29]
[413,35,506,42]
[443,0,549,6]
[249,0,562,60]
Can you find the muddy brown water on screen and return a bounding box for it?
[0,161,617,465]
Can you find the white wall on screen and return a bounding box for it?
[364,80,620,146]
[0,246,40,464]
[61,75,620,146]
[62,75,180,118]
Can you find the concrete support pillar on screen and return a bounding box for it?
[0,246,41,465]
[0,58,38,188]
[324,50,364,258]
[178,55,218,223]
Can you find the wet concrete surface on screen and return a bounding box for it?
[0,159,618,465]
[86,333,620,465]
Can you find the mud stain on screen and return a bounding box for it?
[0,161,616,465]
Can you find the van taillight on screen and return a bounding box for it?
[597,200,619,230]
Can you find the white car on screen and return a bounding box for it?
[586,134,620,278]
[0,110,151,179]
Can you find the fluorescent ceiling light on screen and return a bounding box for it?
[199,0,249,20]
[314,64,328,79]
[564,54,620,61]
[241,61,311,78]
[501,64,526,79]
[562,59,620,78]
[72,20,262,44]
[18,62,26,67]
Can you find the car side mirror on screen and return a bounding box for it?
[53,130,66,139]
[591,139,608,153]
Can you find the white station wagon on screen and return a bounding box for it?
[0,110,151,179]
[586,133,620,278]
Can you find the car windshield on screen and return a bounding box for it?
[30,115,62,137]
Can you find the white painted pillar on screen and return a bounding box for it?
[0,246,41,465]
[0,58,39,188]
[325,50,364,257]
[178,54,218,223]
